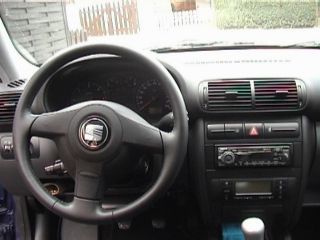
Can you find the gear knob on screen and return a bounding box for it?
[241,217,265,240]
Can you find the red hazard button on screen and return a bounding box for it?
[245,123,263,138]
[249,127,259,136]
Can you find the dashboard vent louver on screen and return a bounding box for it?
[204,80,252,110]
[186,58,291,65]
[7,79,26,88]
[0,92,21,124]
[254,79,299,110]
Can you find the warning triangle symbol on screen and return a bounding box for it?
[249,127,259,136]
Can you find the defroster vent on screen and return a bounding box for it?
[7,79,26,88]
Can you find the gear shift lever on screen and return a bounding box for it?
[241,217,265,240]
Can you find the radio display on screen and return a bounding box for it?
[235,181,272,196]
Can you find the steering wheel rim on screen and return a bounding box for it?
[13,43,188,223]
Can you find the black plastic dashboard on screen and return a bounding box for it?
[2,48,320,231]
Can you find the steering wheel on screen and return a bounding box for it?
[13,44,188,223]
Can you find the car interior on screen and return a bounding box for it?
[1,1,320,240]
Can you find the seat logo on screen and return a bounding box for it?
[79,117,108,150]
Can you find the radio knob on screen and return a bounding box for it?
[221,151,235,165]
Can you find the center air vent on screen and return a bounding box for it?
[201,80,252,111]
[0,92,21,124]
[254,79,303,110]
[200,78,306,112]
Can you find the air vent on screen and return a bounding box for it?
[0,92,21,124]
[201,80,252,111]
[7,79,26,88]
[186,58,291,65]
[254,79,301,110]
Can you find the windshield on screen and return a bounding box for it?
[0,0,319,65]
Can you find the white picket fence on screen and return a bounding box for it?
[156,7,214,30]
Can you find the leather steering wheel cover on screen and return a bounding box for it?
[13,43,188,222]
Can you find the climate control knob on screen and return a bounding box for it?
[220,151,235,165]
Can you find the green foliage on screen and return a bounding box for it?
[213,0,318,29]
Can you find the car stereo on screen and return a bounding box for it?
[215,144,292,168]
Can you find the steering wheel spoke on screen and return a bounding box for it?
[102,101,163,152]
[121,117,164,152]
[73,160,106,200]
[53,196,110,222]
[30,108,79,139]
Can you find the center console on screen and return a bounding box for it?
[189,116,314,231]
[212,143,295,202]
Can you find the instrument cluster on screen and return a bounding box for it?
[46,71,171,123]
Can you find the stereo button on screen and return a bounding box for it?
[225,123,244,139]
[223,181,231,187]
[264,122,299,138]
[207,124,224,139]
[220,151,235,165]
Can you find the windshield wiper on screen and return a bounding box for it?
[284,40,320,48]
[151,41,286,53]
[152,41,255,52]
[151,41,227,52]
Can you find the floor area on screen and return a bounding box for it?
[291,207,320,240]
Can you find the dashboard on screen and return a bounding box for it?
[3,48,320,233]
